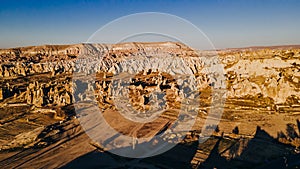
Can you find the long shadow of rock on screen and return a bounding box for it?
[61,123,300,169]
[200,125,300,169]
[61,138,199,169]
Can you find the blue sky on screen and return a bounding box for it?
[0,0,300,49]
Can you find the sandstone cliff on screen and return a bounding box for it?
[0,42,299,107]
[1,42,300,168]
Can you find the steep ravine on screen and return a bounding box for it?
[0,42,300,168]
[1,42,299,106]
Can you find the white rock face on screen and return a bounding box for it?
[226,58,300,103]
[0,42,300,106]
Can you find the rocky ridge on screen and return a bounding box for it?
[0,42,299,106]
[0,42,300,168]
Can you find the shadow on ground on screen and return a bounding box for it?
[61,122,300,169]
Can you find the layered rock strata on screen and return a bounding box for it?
[0,42,299,107]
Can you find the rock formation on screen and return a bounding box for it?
[0,42,300,168]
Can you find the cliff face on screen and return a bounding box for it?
[1,42,300,144]
[1,42,300,168]
[0,42,299,107]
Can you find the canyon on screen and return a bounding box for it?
[0,42,300,168]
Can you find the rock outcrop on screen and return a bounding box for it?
[1,42,299,107]
[1,42,300,168]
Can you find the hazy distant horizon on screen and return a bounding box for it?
[1,0,300,49]
[1,41,300,51]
